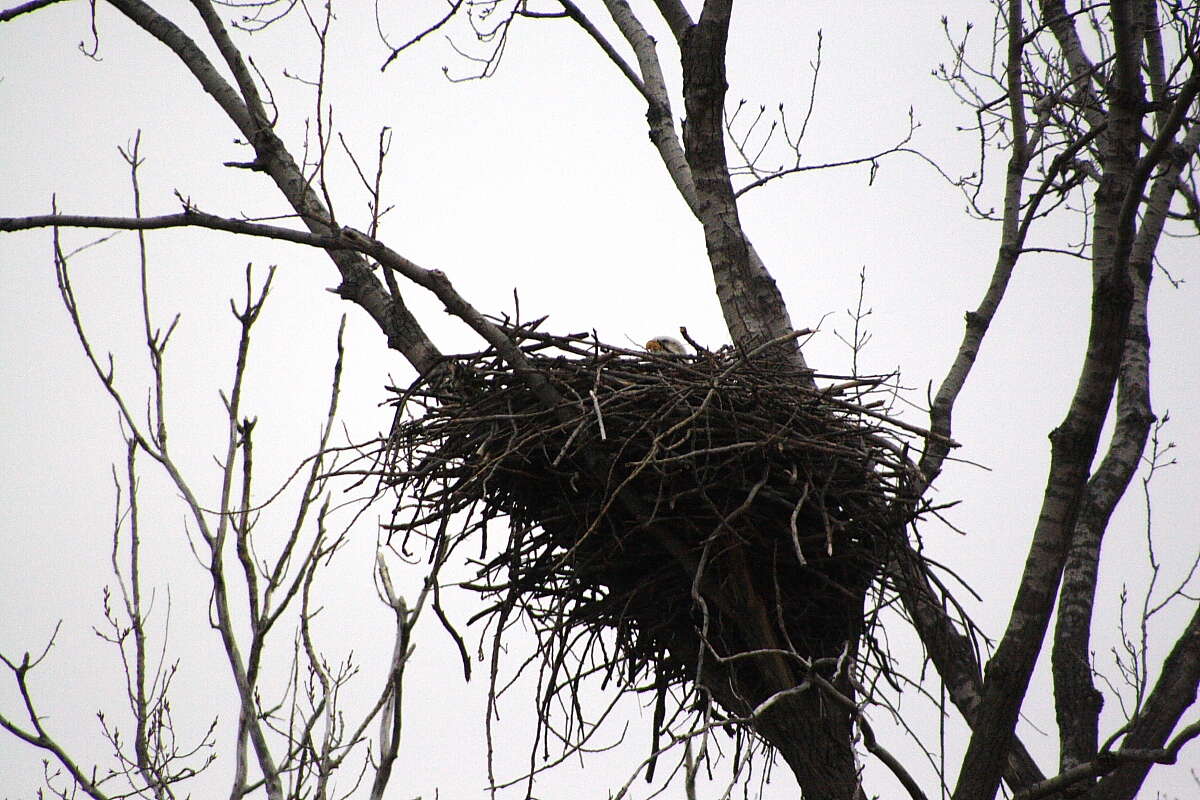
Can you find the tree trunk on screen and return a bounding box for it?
[680,4,809,367]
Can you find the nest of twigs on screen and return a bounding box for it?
[383,325,931,728]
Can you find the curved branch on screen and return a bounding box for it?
[1,209,564,413]
[802,669,929,800]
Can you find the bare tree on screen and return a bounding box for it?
[1,1,1198,799]
[928,3,1200,798]
[0,135,438,800]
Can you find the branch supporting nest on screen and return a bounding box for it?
[381,323,939,762]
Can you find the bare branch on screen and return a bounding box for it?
[556,1,652,106]
[0,626,115,800]
[0,0,69,22]
[3,208,565,411]
[380,0,462,71]
[1091,603,1200,800]
[1014,718,1200,800]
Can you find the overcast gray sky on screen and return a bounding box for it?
[1,1,1197,798]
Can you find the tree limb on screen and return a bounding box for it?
[103,0,443,373]
[0,0,69,22]
[1014,717,1200,800]
[952,4,1147,797]
[556,0,654,107]
[2,208,566,414]
[1091,605,1200,800]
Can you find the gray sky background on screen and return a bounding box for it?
[1,1,1197,798]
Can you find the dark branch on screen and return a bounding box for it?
[0,0,69,22]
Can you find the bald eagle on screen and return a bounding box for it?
[644,336,688,355]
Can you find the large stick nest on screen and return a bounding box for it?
[383,326,933,727]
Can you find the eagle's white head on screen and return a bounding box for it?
[644,336,688,355]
